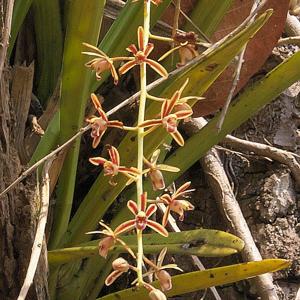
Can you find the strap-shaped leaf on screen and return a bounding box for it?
[49,0,106,250]
[48,228,244,265]
[97,259,290,300]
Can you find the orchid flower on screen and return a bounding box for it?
[142,247,182,291]
[139,88,193,146]
[82,43,119,84]
[86,94,124,148]
[159,182,195,226]
[158,31,201,67]
[143,149,179,191]
[119,26,168,78]
[113,193,168,237]
[86,221,135,258]
[105,257,136,286]
[89,146,140,185]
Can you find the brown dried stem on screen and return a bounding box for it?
[0,0,14,81]
[17,157,54,300]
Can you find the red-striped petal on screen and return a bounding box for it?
[127,200,138,215]
[147,220,168,237]
[118,166,140,176]
[92,130,105,149]
[119,60,137,75]
[174,109,193,120]
[141,192,147,212]
[109,146,120,166]
[144,43,154,57]
[114,219,136,236]
[97,108,109,122]
[107,120,124,128]
[89,157,107,165]
[126,44,138,54]
[145,59,168,78]
[165,91,180,116]
[139,119,162,128]
[91,93,102,110]
[174,182,191,198]
[162,206,171,227]
[110,65,119,85]
[160,194,172,205]
[105,270,123,286]
[145,203,157,218]
[170,131,184,146]
[137,26,144,51]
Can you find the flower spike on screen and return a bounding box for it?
[89,146,140,185]
[86,94,124,148]
[114,193,168,237]
[119,27,168,78]
[159,182,195,226]
[82,43,119,84]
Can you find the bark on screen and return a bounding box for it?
[0,2,48,298]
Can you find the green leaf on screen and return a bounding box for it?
[64,10,272,247]
[8,0,33,58]
[49,0,106,250]
[186,0,234,37]
[98,259,290,300]
[48,229,244,265]
[32,0,63,104]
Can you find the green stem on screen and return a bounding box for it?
[136,0,151,287]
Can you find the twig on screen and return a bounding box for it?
[183,117,280,300]
[157,203,222,300]
[17,157,54,300]
[0,0,14,81]
[171,0,181,65]
[223,135,300,185]
[277,36,300,46]
[178,8,211,43]
[216,0,267,131]
[201,149,279,300]
[185,117,300,185]
[0,125,91,198]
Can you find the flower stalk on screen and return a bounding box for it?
[136,0,151,286]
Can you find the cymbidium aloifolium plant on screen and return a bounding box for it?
[80,1,287,299]
[82,1,202,298]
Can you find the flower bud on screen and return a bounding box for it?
[112,257,130,272]
[149,169,165,191]
[156,270,172,291]
[98,236,114,258]
[149,288,167,300]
